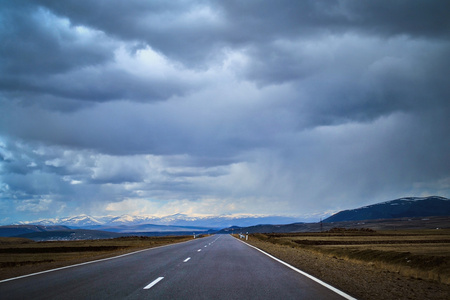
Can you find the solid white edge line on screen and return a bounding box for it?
[237,238,357,300]
[183,257,191,262]
[0,236,208,284]
[143,276,164,290]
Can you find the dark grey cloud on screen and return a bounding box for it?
[3,0,449,109]
[300,45,450,126]
[340,1,450,38]
[221,0,450,38]
[1,66,192,105]
[35,0,450,66]
[33,0,226,68]
[0,2,114,76]
[0,1,196,110]
[0,1,449,223]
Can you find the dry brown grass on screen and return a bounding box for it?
[250,229,450,284]
[0,235,194,280]
[243,233,450,300]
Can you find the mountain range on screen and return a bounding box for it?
[2,196,449,240]
[4,214,299,240]
[219,196,450,234]
[7,196,450,236]
[323,196,450,222]
[14,214,300,229]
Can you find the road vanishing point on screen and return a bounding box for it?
[0,234,356,299]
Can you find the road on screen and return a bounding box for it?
[0,235,355,299]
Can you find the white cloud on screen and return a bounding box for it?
[15,198,53,213]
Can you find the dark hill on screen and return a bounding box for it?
[218,216,450,234]
[324,196,450,223]
[0,225,70,237]
[0,225,126,241]
[16,229,124,241]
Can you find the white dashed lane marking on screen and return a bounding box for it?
[144,277,164,290]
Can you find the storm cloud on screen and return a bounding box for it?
[0,0,449,224]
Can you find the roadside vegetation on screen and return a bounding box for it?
[250,228,450,283]
[242,228,450,300]
[0,235,194,280]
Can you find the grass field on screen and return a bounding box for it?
[0,235,194,280]
[251,228,450,284]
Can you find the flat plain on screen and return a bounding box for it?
[244,228,450,300]
[1,230,450,299]
[0,235,193,281]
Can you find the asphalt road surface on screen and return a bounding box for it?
[0,234,355,299]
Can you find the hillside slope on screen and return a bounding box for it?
[324,196,450,222]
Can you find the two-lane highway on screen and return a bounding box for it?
[0,235,355,299]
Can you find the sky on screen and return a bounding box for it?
[1,0,449,224]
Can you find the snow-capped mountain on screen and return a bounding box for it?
[20,214,103,227]
[324,196,450,222]
[16,214,300,229]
